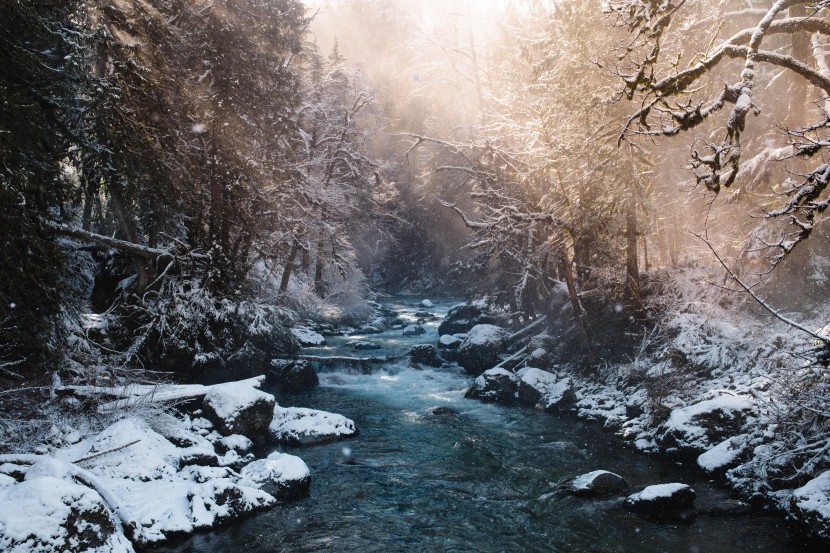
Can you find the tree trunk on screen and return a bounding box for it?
[559,246,593,362]
[109,188,153,293]
[625,199,640,304]
[279,241,301,295]
[314,236,326,296]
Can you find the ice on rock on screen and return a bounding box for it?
[270,405,357,446]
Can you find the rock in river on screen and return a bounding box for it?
[456,324,509,375]
[464,368,517,403]
[566,470,629,498]
[624,483,696,520]
[239,452,311,501]
[270,405,357,446]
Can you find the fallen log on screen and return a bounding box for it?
[55,376,266,413]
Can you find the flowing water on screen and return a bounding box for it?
[157,298,812,553]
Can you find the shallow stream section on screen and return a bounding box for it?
[155,298,809,553]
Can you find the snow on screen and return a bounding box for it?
[464,324,508,346]
[292,326,326,346]
[0,476,135,553]
[629,483,691,501]
[219,434,253,453]
[663,394,754,445]
[270,406,356,445]
[419,299,433,308]
[189,479,274,530]
[240,452,310,485]
[516,368,572,408]
[203,381,275,423]
[792,471,830,523]
[697,435,747,472]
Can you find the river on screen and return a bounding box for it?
[155,298,811,553]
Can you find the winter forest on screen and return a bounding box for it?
[1,0,830,551]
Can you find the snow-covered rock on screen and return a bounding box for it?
[697,435,748,474]
[566,470,628,498]
[202,381,276,441]
[526,347,550,369]
[516,368,575,411]
[269,406,357,446]
[402,324,426,336]
[240,452,311,500]
[419,299,434,308]
[438,300,506,336]
[790,471,830,539]
[456,324,509,375]
[438,334,464,350]
[464,368,517,403]
[216,434,253,455]
[291,327,326,347]
[658,394,754,456]
[269,359,319,393]
[0,476,135,553]
[624,483,696,518]
[188,478,274,530]
[408,344,442,367]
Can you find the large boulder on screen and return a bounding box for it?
[240,452,311,501]
[269,360,319,393]
[516,368,576,411]
[270,406,357,446]
[202,382,276,442]
[566,470,629,498]
[438,300,507,336]
[0,475,134,553]
[464,368,517,403]
[658,395,755,457]
[624,483,696,520]
[408,344,442,367]
[456,324,509,375]
[291,327,326,347]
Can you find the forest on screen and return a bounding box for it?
[1,1,830,552]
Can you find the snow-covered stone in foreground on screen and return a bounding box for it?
[189,478,274,530]
[625,483,696,518]
[217,434,253,455]
[464,368,517,403]
[697,435,748,474]
[0,476,135,553]
[659,394,754,455]
[291,326,326,347]
[240,452,311,500]
[202,381,276,440]
[516,368,575,411]
[790,471,830,539]
[269,406,357,446]
[456,324,509,375]
[567,470,628,498]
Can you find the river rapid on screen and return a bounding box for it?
[155,298,811,553]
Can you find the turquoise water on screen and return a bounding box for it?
[155,298,813,553]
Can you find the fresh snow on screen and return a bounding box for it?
[629,483,691,501]
[270,406,356,445]
[697,435,747,472]
[0,476,135,553]
[203,381,275,422]
[570,470,618,491]
[240,452,310,485]
[464,324,508,346]
[792,471,830,523]
[419,299,433,308]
